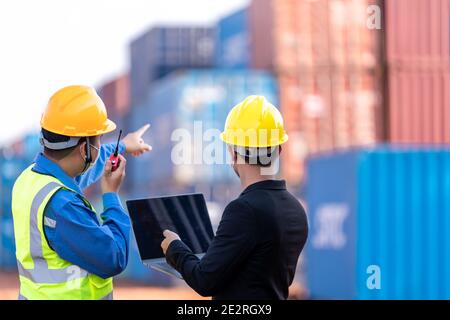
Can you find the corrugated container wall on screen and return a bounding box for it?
[98,73,130,142]
[130,27,216,106]
[98,74,130,117]
[216,8,250,68]
[250,0,385,185]
[250,0,382,72]
[127,69,278,201]
[385,0,450,144]
[306,147,450,299]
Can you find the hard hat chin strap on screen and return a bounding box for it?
[81,137,92,174]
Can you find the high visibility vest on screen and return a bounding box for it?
[12,165,113,300]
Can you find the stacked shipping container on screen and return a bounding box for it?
[0,134,41,269]
[126,0,450,188]
[385,0,450,144]
[247,0,450,184]
[105,26,218,284]
[249,0,385,185]
[127,69,278,204]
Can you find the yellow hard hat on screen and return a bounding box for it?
[220,95,288,148]
[40,85,116,137]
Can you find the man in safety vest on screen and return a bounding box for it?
[12,85,151,300]
[161,96,308,299]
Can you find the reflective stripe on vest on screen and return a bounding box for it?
[18,291,113,300]
[13,166,113,300]
[18,182,90,284]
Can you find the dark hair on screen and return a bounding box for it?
[235,146,280,167]
[42,129,90,160]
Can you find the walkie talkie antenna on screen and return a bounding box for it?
[109,129,123,172]
[114,130,122,156]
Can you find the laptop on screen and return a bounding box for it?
[126,193,214,279]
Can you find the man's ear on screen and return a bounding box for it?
[227,145,235,161]
[79,141,87,159]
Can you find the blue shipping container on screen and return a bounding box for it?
[22,133,42,159]
[1,155,28,213]
[216,8,250,68]
[0,146,39,269]
[0,213,16,269]
[305,147,450,299]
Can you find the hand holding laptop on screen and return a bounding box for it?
[161,230,180,254]
[126,193,214,279]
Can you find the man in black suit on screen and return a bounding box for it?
[161,96,308,300]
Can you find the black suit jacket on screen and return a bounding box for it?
[166,180,308,300]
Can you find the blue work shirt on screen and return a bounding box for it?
[32,142,130,279]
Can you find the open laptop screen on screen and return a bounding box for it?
[126,193,214,260]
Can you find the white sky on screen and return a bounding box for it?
[0,0,248,146]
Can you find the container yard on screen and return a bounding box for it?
[0,0,449,303]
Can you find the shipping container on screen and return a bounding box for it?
[385,0,450,144]
[22,133,42,159]
[1,153,28,198]
[216,8,250,68]
[4,133,42,161]
[130,27,216,105]
[250,0,382,72]
[247,0,386,186]
[387,70,450,144]
[279,68,383,185]
[127,69,278,195]
[97,74,131,142]
[98,74,130,117]
[0,213,16,269]
[98,75,130,116]
[385,0,450,66]
[305,147,450,299]
[249,0,450,148]
[96,74,131,194]
[0,150,29,269]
